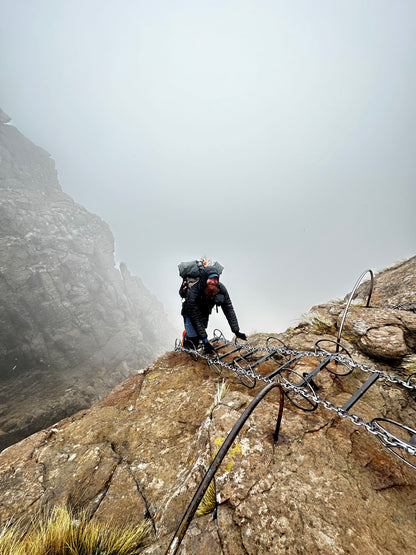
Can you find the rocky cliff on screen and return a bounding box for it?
[0,108,175,451]
[0,257,415,554]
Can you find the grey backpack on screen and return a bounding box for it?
[178,259,224,298]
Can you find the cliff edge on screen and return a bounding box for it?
[0,109,175,450]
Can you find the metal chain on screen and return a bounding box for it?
[230,339,416,391]
[176,337,416,390]
[174,339,416,458]
[334,356,416,390]
[387,302,416,313]
[275,376,416,457]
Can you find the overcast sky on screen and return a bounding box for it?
[1,1,415,337]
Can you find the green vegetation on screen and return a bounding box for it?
[0,506,151,554]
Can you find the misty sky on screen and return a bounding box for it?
[1,1,415,337]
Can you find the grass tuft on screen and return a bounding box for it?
[195,480,217,517]
[207,379,230,415]
[298,310,336,335]
[214,379,229,406]
[0,505,151,555]
[400,354,416,376]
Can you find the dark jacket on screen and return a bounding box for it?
[181,266,240,340]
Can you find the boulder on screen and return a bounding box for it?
[337,307,415,360]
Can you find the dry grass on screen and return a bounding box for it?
[298,310,336,335]
[207,379,230,415]
[213,379,229,406]
[195,480,217,517]
[0,505,151,554]
[400,354,416,376]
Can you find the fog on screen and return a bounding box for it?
[1,1,415,338]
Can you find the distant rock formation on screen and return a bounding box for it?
[0,109,175,450]
[0,257,415,553]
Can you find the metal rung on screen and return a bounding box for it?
[234,350,280,371]
[266,354,304,380]
[299,357,332,387]
[217,345,246,360]
[342,374,380,412]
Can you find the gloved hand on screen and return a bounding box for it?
[203,341,215,355]
[235,331,247,341]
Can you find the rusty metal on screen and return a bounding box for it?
[273,385,285,442]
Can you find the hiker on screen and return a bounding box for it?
[181,265,247,353]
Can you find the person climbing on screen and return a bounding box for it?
[181,265,247,353]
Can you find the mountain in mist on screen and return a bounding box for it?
[0,107,175,450]
[0,256,415,553]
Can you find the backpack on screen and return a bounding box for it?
[178,258,224,299]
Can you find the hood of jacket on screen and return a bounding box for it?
[198,265,221,292]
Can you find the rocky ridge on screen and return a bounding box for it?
[0,109,175,450]
[0,257,415,554]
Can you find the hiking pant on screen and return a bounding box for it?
[183,315,209,340]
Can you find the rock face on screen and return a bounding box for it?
[0,109,175,450]
[0,257,415,554]
[340,260,416,359]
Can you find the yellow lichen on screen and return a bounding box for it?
[213,438,243,474]
[229,443,242,457]
[224,460,235,473]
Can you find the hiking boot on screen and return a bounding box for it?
[183,336,199,350]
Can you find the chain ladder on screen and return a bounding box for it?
[174,339,416,459]
[275,375,416,457]
[280,348,416,390]
[205,335,416,390]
